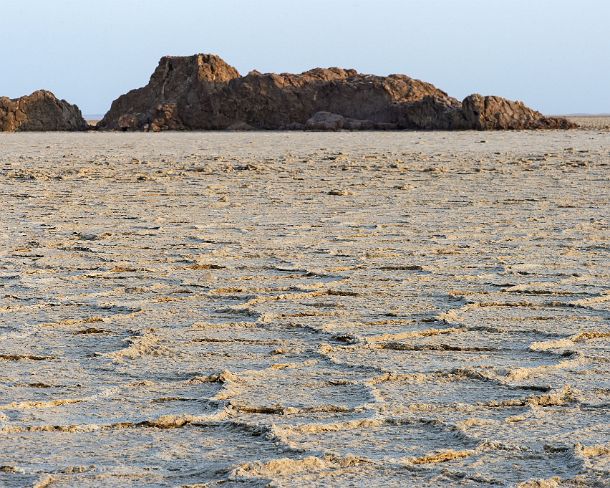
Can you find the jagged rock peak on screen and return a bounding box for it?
[153,54,241,84]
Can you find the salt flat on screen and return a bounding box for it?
[0,130,609,487]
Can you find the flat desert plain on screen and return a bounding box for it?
[1,127,609,487]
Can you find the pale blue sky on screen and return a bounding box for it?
[1,0,608,115]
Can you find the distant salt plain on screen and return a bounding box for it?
[0,128,609,487]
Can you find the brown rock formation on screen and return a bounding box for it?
[98,54,575,131]
[461,94,574,130]
[0,90,87,132]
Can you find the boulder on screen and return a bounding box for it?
[306,112,392,131]
[98,53,575,131]
[226,121,255,131]
[306,112,345,131]
[0,90,87,131]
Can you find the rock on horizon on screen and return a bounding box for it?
[98,53,574,131]
[0,90,87,132]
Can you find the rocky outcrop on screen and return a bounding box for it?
[0,90,87,132]
[461,94,574,130]
[98,53,575,131]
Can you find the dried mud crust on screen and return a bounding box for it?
[0,131,609,487]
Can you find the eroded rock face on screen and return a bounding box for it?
[98,53,575,131]
[461,94,574,130]
[0,90,87,132]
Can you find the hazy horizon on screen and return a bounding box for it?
[1,0,609,115]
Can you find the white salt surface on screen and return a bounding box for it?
[0,131,608,486]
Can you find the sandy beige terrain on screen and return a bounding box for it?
[567,116,610,130]
[0,130,609,487]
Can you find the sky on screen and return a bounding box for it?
[1,0,609,115]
